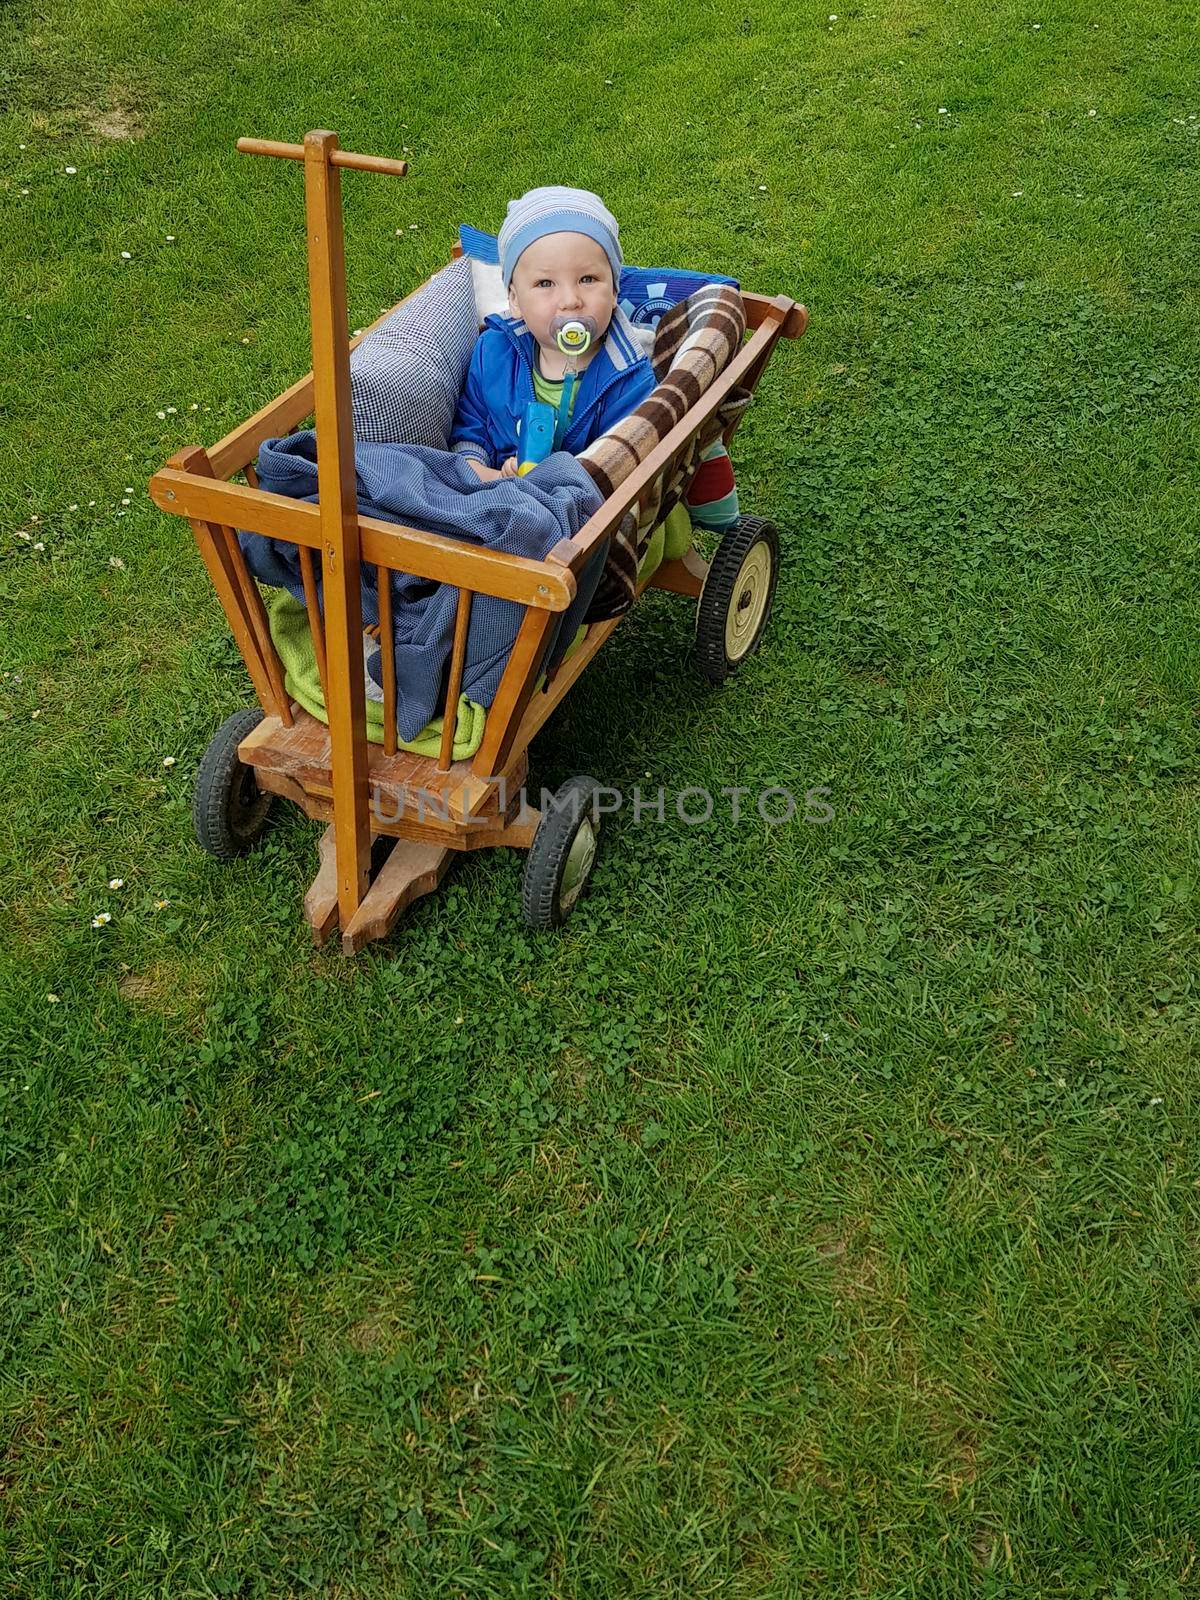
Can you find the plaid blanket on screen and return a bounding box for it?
[577,283,750,620]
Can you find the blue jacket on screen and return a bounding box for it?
[450,304,657,469]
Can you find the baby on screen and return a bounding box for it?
[451,187,657,480]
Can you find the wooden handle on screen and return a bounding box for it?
[236,136,408,177]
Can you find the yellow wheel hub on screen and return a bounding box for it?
[725,541,773,661]
[560,818,597,913]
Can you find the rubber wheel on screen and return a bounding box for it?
[193,708,274,860]
[693,515,780,684]
[521,776,603,929]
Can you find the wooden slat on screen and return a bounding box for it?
[216,520,293,726]
[172,447,293,725]
[206,374,318,482]
[723,340,778,450]
[183,447,292,723]
[304,129,371,927]
[437,588,473,772]
[258,766,540,855]
[377,569,397,757]
[243,462,259,489]
[240,708,506,821]
[505,538,700,754]
[298,545,329,706]
[149,471,578,611]
[469,604,557,781]
[187,516,280,716]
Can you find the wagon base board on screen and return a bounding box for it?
[238,707,526,827]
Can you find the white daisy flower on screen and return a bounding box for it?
[91,912,112,927]
[108,877,125,890]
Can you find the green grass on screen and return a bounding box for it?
[3,0,1199,1593]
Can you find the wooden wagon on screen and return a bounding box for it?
[148,133,807,953]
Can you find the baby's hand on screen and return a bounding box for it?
[464,457,503,482]
[500,456,519,478]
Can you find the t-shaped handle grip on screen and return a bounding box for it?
[236,135,408,177]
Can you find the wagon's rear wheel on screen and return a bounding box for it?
[693,515,780,684]
[522,776,602,929]
[193,707,274,860]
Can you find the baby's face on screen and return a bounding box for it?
[507,232,617,364]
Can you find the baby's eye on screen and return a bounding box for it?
[580,275,597,284]
[534,278,553,289]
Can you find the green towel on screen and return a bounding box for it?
[262,508,688,761]
[633,504,693,584]
[264,588,488,760]
[661,502,695,562]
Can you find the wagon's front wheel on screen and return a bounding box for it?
[193,707,274,861]
[693,515,780,684]
[522,776,602,929]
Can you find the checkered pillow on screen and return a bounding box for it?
[350,256,479,447]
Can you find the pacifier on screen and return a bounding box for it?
[551,315,597,359]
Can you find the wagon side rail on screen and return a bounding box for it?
[552,293,807,584]
[168,249,807,804]
[459,291,808,781]
[148,453,579,788]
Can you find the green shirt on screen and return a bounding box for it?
[532,365,579,442]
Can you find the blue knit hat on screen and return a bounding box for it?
[498,186,623,291]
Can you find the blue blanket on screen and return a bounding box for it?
[240,433,606,742]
